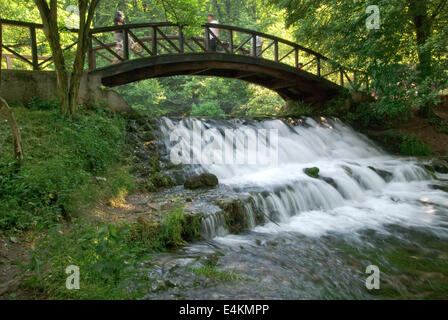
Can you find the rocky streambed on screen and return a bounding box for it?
[124,116,448,299]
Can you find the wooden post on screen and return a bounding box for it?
[229,30,233,54]
[30,27,39,70]
[179,26,184,53]
[123,29,129,60]
[274,40,278,62]
[0,21,2,75]
[205,26,210,52]
[340,68,344,86]
[152,27,157,56]
[88,35,96,70]
[251,34,256,57]
[316,57,321,76]
[294,47,299,68]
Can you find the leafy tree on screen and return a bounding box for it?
[33,0,100,115]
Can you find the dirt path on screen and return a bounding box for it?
[0,235,33,299]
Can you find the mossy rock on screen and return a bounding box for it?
[368,166,393,182]
[145,172,173,192]
[304,167,320,179]
[429,184,448,193]
[425,158,448,174]
[184,173,219,189]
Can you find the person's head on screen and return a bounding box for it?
[114,11,124,24]
[298,63,304,69]
[207,14,214,22]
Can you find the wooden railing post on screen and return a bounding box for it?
[0,21,2,72]
[123,29,129,60]
[29,26,39,70]
[88,34,96,70]
[294,47,298,68]
[229,30,233,54]
[205,26,210,52]
[251,34,256,57]
[316,57,321,76]
[339,67,344,86]
[274,40,278,62]
[152,26,157,56]
[178,26,184,53]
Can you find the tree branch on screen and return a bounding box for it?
[431,0,448,21]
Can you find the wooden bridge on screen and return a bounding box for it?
[0,19,369,103]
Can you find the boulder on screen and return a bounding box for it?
[184,173,219,189]
[304,167,320,179]
[425,158,448,174]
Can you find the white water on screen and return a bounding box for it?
[159,117,448,242]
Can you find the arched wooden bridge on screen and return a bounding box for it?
[1,19,369,103]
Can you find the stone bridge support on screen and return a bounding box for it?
[0,70,133,113]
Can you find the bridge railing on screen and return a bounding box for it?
[0,19,78,71]
[0,19,370,91]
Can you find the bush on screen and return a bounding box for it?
[191,101,225,117]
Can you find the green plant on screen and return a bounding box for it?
[0,107,134,231]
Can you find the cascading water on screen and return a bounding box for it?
[148,116,448,299]
[158,117,446,237]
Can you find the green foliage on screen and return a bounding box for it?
[191,101,225,117]
[24,221,143,299]
[0,106,134,232]
[24,205,202,299]
[129,205,202,251]
[370,131,434,157]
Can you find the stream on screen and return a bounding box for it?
[140,117,448,299]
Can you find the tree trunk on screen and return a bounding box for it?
[0,97,24,165]
[35,0,70,115]
[408,0,432,76]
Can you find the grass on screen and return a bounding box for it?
[0,103,204,299]
[188,265,245,281]
[0,105,135,232]
[23,205,202,299]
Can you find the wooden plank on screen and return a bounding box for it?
[274,41,278,62]
[152,27,157,55]
[92,36,124,61]
[128,29,153,56]
[234,35,252,54]
[279,47,295,62]
[156,27,180,53]
[178,27,184,53]
[3,45,33,66]
[123,30,129,60]
[209,29,230,54]
[191,37,206,52]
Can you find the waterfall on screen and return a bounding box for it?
[157,117,447,240]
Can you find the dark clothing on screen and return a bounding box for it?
[209,38,217,52]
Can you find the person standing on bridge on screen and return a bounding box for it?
[207,14,219,52]
[113,11,125,64]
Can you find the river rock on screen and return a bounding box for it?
[368,166,393,182]
[304,167,320,178]
[184,173,219,189]
[425,158,448,174]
